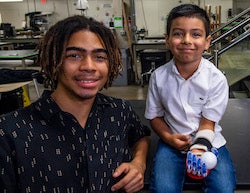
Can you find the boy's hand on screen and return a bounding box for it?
[111,161,145,193]
[186,148,218,179]
[168,133,191,151]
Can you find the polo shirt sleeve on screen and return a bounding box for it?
[144,72,165,120]
[202,71,229,123]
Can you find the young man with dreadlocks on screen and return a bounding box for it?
[0,15,150,193]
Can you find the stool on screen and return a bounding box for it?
[141,56,162,86]
[140,49,170,87]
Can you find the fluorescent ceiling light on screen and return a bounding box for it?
[0,0,23,2]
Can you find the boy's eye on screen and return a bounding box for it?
[173,32,183,37]
[193,32,202,37]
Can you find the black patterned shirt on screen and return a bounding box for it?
[0,91,150,193]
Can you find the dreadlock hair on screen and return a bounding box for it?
[36,15,122,90]
[166,4,211,37]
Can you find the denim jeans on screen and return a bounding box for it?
[150,140,236,193]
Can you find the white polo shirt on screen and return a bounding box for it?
[145,57,229,148]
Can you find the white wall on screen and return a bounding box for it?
[135,0,233,37]
[0,0,116,29]
[0,0,234,37]
[233,0,250,14]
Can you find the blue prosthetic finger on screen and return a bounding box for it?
[187,151,193,172]
[192,154,197,175]
[211,147,219,157]
[197,157,202,176]
[202,162,208,177]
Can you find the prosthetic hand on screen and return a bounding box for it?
[186,129,218,180]
[186,147,218,179]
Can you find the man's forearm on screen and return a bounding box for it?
[131,136,150,171]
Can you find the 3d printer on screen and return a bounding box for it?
[0,23,16,38]
[25,11,48,32]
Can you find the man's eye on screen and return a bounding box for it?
[67,54,80,58]
[94,55,108,61]
[66,53,82,60]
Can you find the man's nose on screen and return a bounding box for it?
[79,55,96,70]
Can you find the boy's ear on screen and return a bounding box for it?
[205,35,212,50]
[165,34,170,48]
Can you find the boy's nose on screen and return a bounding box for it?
[182,34,191,44]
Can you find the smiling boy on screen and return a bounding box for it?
[145,4,236,193]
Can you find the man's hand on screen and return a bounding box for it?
[111,160,145,193]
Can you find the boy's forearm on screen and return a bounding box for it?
[150,117,172,143]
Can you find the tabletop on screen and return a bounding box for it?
[0,36,41,44]
[0,81,32,92]
[0,49,38,60]
[133,39,165,45]
[0,42,13,46]
[0,42,14,50]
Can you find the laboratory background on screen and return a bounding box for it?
[0,0,249,192]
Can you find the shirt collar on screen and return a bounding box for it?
[34,90,113,121]
[33,90,61,121]
[171,57,205,79]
